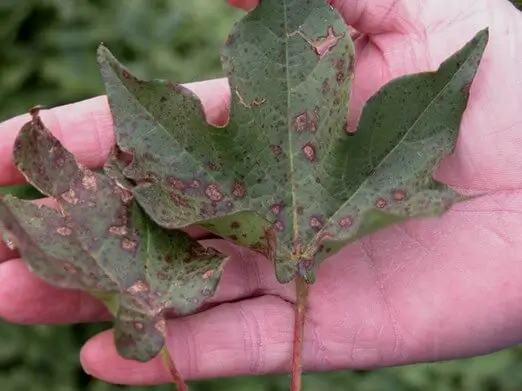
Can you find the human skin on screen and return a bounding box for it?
[1,0,522,385]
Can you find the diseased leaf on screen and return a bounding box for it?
[0,196,118,291]
[97,0,488,283]
[103,145,135,191]
[0,116,227,362]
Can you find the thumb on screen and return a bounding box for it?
[228,0,492,35]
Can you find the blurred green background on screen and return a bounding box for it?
[1,0,522,390]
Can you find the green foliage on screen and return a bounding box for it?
[1,318,522,391]
[1,1,522,391]
[0,0,241,122]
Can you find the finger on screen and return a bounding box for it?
[0,259,111,324]
[81,295,295,384]
[228,0,486,35]
[0,78,231,186]
[0,240,290,325]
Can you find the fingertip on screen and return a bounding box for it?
[80,329,171,385]
[183,78,231,127]
[0,259,110,324]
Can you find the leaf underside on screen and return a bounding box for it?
[0,117,227,362]
[98,0,489,283]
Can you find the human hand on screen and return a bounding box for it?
[1,0,522,386]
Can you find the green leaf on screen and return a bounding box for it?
[0,184,43,200]
[98,0,488,284]
[0,116,226,362]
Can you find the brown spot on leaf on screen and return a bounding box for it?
[201,287,213,296]
[157,271,168,280]
[168,177,186,190]
[155,319,166,335]
[170,192,190,207]
[230,221,240,229]
[309,216,323,229]
[461,81,473,96]
[205,184,223,202]
[318,232,335,241]
[62,262,77,274]
[302,142,316,162]
[294,112,308,132]
[336,59,346,83]
[392,189,407,201]
[347,55,355,73]
[187,243,209,259]
[121,237,138,252]
[309,26,344,59]
[297,206,304,215]
[270,202,282,215]
[232,181,246,199]
[322,79,330,93]
[207,162,221,171]
[271,144,283,156]
[274,220,284,231]
[375,199,387,208]
[202,269,215,280]
[109,225,128,236]
[56,226,72,236]
[51,147,67,168]
[189,180,201,188]
[225,33,235,46]
[127,280,149,294]
[310,107,319,132]
[82,173,98,192]
[338,216,353,228]
[61,189,78,205]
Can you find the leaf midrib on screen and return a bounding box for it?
[283,1,300,257]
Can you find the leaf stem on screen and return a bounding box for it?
[161,347,188,391]
[291,274,309,391]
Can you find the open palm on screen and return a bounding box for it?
[1,0,522,385]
